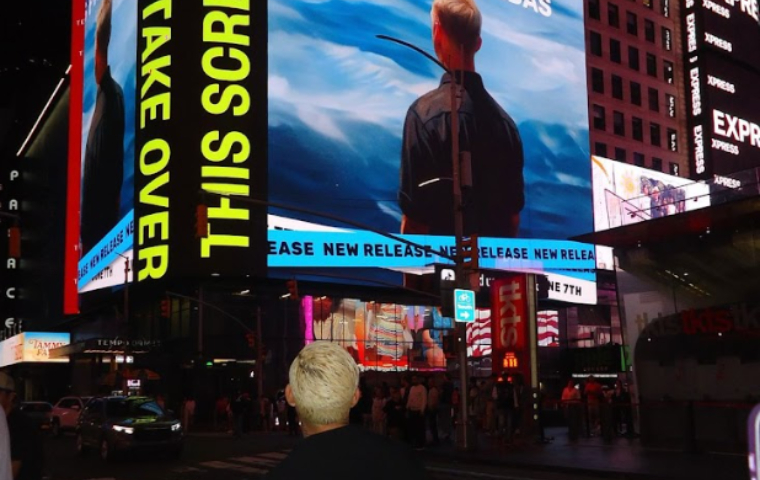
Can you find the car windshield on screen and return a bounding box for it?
[21,403,52,413]
[105,398,164,418]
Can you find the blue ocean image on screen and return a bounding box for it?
[268,0,591,241]
[80,0,136,221]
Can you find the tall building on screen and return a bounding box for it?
[585,0,688,176]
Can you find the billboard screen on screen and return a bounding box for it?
[591,156,711,231]
[65,0,268,310]
[267,0,592,286]
[682,2,760,180]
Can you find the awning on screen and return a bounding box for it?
[49,338,162,359]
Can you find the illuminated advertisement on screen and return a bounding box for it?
[592,156,711,231]
[268,0,591,285]
[0,332,71,368]
[537,310,559,347]
[682,1,760,180]
[66,0,268,311]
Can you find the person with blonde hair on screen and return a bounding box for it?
[265,342,427,479]
[399,0,524,243]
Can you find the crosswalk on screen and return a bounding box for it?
[170,450,291,478]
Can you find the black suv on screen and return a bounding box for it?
[76,396,183,461]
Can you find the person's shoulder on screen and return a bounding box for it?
[407,85,449,124]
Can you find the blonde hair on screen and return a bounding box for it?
[288,341,360,426]
[431,0,482,52]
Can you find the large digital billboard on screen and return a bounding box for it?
[682,1,760,180]
[267,0,592,286]
[65,0,268,311]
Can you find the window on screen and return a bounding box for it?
[613,111,625,136]
[628,46,640,70]
[648,87,659,112]
[652,157,663,171]
[668,128,678,151]
[589,0,601,20]
[591,68,604,93]
[633,152,645,166]
[660,0,671,17]
[612,74,624,99]
[643,0,654,9]
[590,31,603,56]
[626,11,638,36]
[593,104,606,130]
[631,82,642,105]
[650,122,661,146]
[666,94,676,117]
[663,60,674,84]
[646,53,657,77]
[669,162,680,176]
[615,147,627,162]
[594,142,608,157]
[632,117,644,141]
[608,3,620,27]
[662,27,672,50]
[645,19,656,42]
[610,39,622,63]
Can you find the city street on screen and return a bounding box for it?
[43,431,598,480]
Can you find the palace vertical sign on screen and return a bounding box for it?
[0,159,21,338]
[133,0,267,283]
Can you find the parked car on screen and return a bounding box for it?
[51,396,92,437]
[20,402,54,432]
[76,396,183,461]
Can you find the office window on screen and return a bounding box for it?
[664,60,674,84]
[666,94,676,117]
[645,19,656,42]
[613,111,625,136]
[591,68,605,93]
[631,82,642,105]
[612,74,624,99]
[643,0,654,9]
[650,122,661,146]
[648,87,659,112]
[646,53,657,77]
[669,162,679,176]
[632,117,644,141]
[615,147,627,162]
[628,46,640,70]
[610,38,622,63]
[590,31,603,56]
[627,11,638,36]
[662,27,672,50]
[660,0,670,17]
[668,128,678,152]
[633,152,645,166]
[589,0,601,20]
[652,157,663,171]
[595,142,608,157]
[608,3,620,27]
[593,104,606,130]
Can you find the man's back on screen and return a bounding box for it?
[8,409,43,480]
[266,426,427,480]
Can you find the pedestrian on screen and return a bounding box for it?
[1,373,43,480]
[584,375,602,436]
[258,395,271,432]
[182,396,196,432]
[383,388,405,441]
[214,396,229,431]
[275,391,287,431]
[438,374,453,443]
[231,393,244,438]
[242,393,254,433]
[612,380,633,436]
[265,342,426,480]
[371,387,386,436]
[561,379,582,441]
[405,375,427,450]
[426,378,440,446]
[0,374,13,480]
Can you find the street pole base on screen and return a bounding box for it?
[455,419,478,452]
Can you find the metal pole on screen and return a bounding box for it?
[198,286,204,355]
[256,306,263,398]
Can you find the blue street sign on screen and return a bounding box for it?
[454,289,476,323]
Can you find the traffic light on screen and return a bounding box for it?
[8,226,20,258]
[245,332,255,349]
[286,279,299,300]
[195,204,209,238]
[160,298,171,318]
[458,234,479,272]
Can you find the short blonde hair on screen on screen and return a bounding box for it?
[288,341,360,426]
[431,0,482,52]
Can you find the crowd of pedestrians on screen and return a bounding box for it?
[561,375,636,442]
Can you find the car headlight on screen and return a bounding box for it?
[171,422,182,432]
[112,425,134,435]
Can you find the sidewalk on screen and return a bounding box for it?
[423,427,749,480]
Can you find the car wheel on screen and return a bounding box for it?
[100,438,113,462]
[52,420,61,437]
[76,433,87,456]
